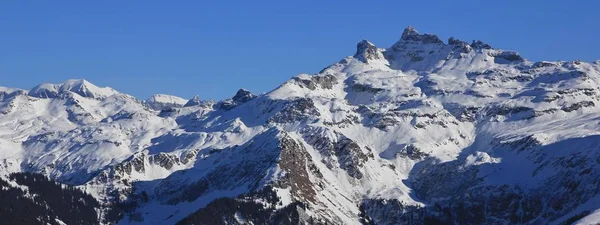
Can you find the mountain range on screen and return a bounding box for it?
[1,26,599,225]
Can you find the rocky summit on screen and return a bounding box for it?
[1,27,600,225]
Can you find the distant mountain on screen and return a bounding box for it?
[1,27,599,225]
[145,94,188,111]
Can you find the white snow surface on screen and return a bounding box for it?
[145,94,188,110]
[575,208,600,225]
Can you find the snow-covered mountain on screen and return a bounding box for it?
[145,94,188,111]
[1,27,600,225]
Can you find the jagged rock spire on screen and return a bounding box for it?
[401,26,419,40]
[471,40,492,49]
[448,37,468,46]
[399,26,443,44]
[184,95,202,107]
[216,89,257,110]
[232,88,256,103]
[354,40,383,63]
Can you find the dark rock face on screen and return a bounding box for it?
[333,137,370,179]
[269,98,320,124]
[162,141,281,205]
[149,153,178,170]
[400,26,443,44]
[174,133,329,225]
[351,83,384,93]
[218,89,257,110]
[388,144,429,160]
[467,68,534,83]
[292,74,338,90]
[312,74,338,89]
[357,103,456,130]
[387,136,600,225]
[232,88,256,103]
[562,101,595,112]
[533,61,559,68]
[88,149,200,219]
[448,37,471,53]
[448,37,468,46]
[302,129,371,179]
[354,40,384,63]
[491,51,524,63]
[277,134,320,203]
[471,40,492,49]
[485,105,535,120]
[459,107,481,122]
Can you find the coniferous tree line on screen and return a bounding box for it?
[177,186,311,225]
[0,172,100,225]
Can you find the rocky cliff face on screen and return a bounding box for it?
[1,27,600,225]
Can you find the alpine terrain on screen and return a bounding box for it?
[1,27,600,225]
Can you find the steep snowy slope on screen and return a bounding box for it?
[1,27,599,225]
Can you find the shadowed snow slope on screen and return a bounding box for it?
[1,27,600,225]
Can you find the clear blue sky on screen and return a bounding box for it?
[1,1,598,100]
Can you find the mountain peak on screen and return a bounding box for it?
[147,94,186,103]
[401,26,418,39]
[0,86,24,95]
[0,87,26,101]
[357,39,375,47]
[471,40,493,49]
[65,79,90,85]
[184,95,202,107]
[354,40,384,63]
[399,26,443,44]
[29,79,118,99]
[232,88,256,103]
[146,94,187,110]
[448,37,469,46]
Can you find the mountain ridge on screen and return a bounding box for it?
[1,26,599,225]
